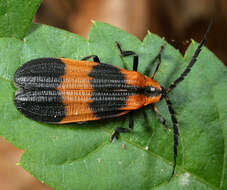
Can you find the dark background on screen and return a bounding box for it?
[0,1,226,189]
[35,0,227,65]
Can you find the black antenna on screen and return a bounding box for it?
[163,95,179,181]
[163,18,213,180]
[167,17,214,93]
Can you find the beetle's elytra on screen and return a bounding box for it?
[13,18,213,180]
[14,58,162,124]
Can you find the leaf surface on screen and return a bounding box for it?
[0,22,226,190]
[0,0,42,39]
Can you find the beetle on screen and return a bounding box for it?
[13,19,213,180]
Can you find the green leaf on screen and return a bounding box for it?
[0,0,42,39]
[0,21,226,190]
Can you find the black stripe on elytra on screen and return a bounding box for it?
[88,63,132,119]
[14,58,66,123]
[14,58,65,89]
[14,89,65,123]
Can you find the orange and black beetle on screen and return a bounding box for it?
[13,19,213,180]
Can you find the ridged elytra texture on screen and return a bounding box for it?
[14,57,162,123]
[88,63,134,119]
[14,58,66,123]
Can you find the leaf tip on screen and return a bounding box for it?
[147,30,152,35]
[91,20,96,24]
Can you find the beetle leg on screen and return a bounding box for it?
[151,45,164,79]
[110,127,131,142]
[110,112,134,142]
[81,55,101,63]
[129,112,134,130]
[115,41,138,71]
[152,105,169,130]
